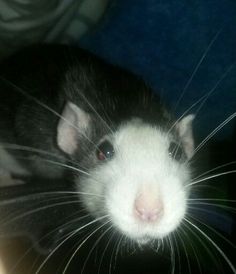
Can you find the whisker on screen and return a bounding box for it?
[111,234,124,274]
[97,228,116,274]
[182,219,223,272]
[168,70,235,137]
[77,90,115,136]
[167,81,227,136]
[194,63,235,118]
[93,88,116,133]
[191,112,236,159]
[174,28,222,111]
[0,142,71,163]
[177,226,203,274]
[187,201,236,212]
[16,155,91,176]
[0,193,80,222]
[35,215,109,274]
[63,220,111,274]
[188,198,236,203]
[189,184,226,195]
[1,199,82,227]
[175,229,192,274]
[171,231,182,274]
[191,161,236,182]
[184,217,236,273]
[0,142,92,176]
[167,235,175,274]
[8,211,90,273]
[0,190,104,206]
[186,169,236,187]
[109,233,122,274]
[186,213,236,249]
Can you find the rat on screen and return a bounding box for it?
[0,44,194,244]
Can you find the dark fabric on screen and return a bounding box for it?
[79,0,236,140]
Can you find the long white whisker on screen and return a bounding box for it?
[191,161,236,182]
[0,190,104,206]
[1,199,82,226]
[168,69,235,137]
[194,64,235,118]
[35,215,108,274]
[0,142,71,163]
[184,217,236,273]
[174,28,222,111]
[191,112,236,158]
[182,219,223,271]
[167,78,229,136]
[188,201,236,212]
[97,227,116,274]
[62,220,111,274]
[77,90,115,136]
[0,142,92,175]
[8,212,90,273]
[1,193,81,222]
[178,226,202,274]
[186,170,236,187]
[188,198,236,202]
[112,234,124,274]
[167,235,175,274]
[187,213,236,248]
[175,229,192,274]
[190,184,226,194]
[109,233,122,274]
[171,231,182,273]
[36,159,90,176]
[7,154,91,176]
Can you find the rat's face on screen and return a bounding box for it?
[78,117,194,243]
[57,101,194,243]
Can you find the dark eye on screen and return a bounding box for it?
[168,142,184,161]
[96,140,114,161]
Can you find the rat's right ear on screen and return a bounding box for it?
[57,102,91,155]
[175,114,195,159]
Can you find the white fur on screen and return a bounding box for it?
[78,119,192,243]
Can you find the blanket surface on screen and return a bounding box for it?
[79,0,236,140]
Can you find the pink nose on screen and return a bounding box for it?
[134,194,163,222]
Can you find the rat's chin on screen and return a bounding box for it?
[136,236,153,245]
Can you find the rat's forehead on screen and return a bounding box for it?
[113,120,171,150]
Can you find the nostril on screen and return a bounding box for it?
[134,196,164,222]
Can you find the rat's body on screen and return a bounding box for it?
[0,44,194,243]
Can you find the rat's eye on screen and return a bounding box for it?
[96,140,114,161]
[168,142,184,161]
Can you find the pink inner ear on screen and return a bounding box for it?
[57,102,90,155]
[176,114,195,159]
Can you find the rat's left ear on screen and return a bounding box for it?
[175,114,195,159]
[57,101,91,155]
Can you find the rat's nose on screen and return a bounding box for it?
[134,193,164,222]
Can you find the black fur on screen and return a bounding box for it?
[0,44,173,179]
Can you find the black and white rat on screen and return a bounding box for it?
[0,44,194,245]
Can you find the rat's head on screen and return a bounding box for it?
[56,99,195,244]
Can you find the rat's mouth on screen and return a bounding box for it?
[137,237,151,245]
[135,234,158,246]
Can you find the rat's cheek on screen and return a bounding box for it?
[156,186,187,235]
[77,175,106,216]
[105,183,137,228]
